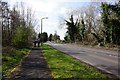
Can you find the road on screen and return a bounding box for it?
[45,42,120,78]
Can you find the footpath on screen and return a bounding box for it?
[11,47,53,79]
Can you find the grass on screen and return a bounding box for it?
[2,45,32,78]
[41,44,109,79]
[68,42,118,51]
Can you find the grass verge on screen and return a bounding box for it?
[2,45,33,78]
[41,44,109,79]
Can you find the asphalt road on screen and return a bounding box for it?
[45,42,120,78]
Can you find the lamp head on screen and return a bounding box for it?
[45,17,48,19]
[42,17,48,19]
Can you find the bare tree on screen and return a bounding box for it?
[1,1,38,46]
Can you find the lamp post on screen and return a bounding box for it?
[41,17,48,46]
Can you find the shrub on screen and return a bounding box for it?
[11,27,31,48]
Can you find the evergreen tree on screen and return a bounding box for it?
[101,2,120,45]
[65,15,78,42]
[48,34,53,41]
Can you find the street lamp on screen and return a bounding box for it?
[41,17,48,46]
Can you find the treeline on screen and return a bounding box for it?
[1,1,37,48]
[48,32,60,42]
[38,32,48,42]
[37,31,60,43]
[64,2,120,47]
[1,1,38,77]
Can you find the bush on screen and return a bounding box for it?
[11,27,31,48]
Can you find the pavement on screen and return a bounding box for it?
[45,42,120,78]
[11,47,53,79]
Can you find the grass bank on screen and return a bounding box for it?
[2,45,33,78]
[66,42,118,51]
[41,44,109,79]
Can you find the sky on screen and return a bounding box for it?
[2,0,117,40]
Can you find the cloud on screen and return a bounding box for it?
[6,0,94,39]
[28,1,58,13]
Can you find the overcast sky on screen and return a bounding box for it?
[3,0,116,39]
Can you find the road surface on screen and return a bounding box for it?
[45,42,120,78]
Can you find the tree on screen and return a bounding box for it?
[101,2,120,45]
[48,34,53,41]
[65,15,78,42]
[64,34,70,42]
[38,33,41,39]
[11,27,31,48]
[1,1,11,46]
[42,32,48,42]
[63,2,120,46]
[53,32,60,41]
[1,1,38,47]
[80,17,86,41]
[39,32,48,42]
[101,2,111,44]
[108,2,120,45]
